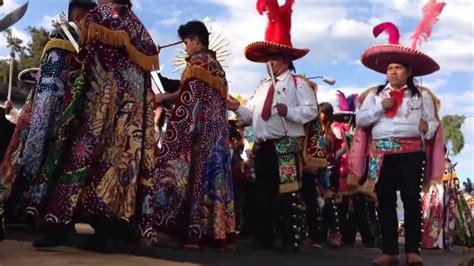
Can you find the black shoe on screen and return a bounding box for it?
[364,242,378,249]
[250,240,274,250]
[33,234,62,248]
[0,218,5,241]
[80,235,116,254]
[275,243,299,253]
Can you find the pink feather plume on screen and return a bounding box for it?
[411,0,446,49]
[336,90,349,112]
[373,22,400,45]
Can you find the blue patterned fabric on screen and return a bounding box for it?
[5,47,77,218]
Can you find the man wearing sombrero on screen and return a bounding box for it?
[352,1,446,265]
[228,0,318,252]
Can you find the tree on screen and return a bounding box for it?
[442,114,466,156]
[18,27,50,70]
[2,29,24,89]
[4,28,25,55]
[0,27,50,100]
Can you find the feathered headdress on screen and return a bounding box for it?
[411,0,446,49]
[245,0,309,62]
[336,90,358,113]
[334,90,358,123]
[361,0,446,76]
[173,20,231,72]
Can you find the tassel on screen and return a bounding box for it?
[181,65,228,98]
[42,39,76,58]
[81,21,158,72]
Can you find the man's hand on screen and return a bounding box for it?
[275,103,288,117]
[382,98,395,111]
[419,119,429,134]
[3,100,12,110]
[227,96,240,111]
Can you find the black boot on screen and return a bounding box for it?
[80,234,116,254]
[33,232,63,248]
[0,215,5,241]
[33,224,70,248]
[80,219,116,254]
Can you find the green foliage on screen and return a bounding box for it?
[18,27,50,70]
[442,114,466,156]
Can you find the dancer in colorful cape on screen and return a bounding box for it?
[422,151,474,250]
[332,91,379,248]
[0,69,39,241]
[228,0,318,252]
[1,0,96,226]
[302,102,342,248]
[350,1,446,264]
[34,0,157,249]
[139,20,236,250]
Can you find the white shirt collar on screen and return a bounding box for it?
[384,83,407,91]
[264,70,292,83]
[384,83,412,96]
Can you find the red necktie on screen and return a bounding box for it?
[386,88,404,118]
[261,82,276,121]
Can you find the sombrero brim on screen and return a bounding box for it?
[361,44,439,76]
[17,68,40,84]
[245,41,309,63]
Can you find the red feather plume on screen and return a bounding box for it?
[373,22,400,45]
[256,0,294,46]
[411,0,446,49]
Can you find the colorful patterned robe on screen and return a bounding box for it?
[2,38,78,219]
[0,90,34,240]
[41,4,157,225]
[139,50,236,249]
[422,161,474,249]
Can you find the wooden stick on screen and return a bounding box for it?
[159,40,183,49]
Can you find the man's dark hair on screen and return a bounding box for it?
[178,21,209,47]
[229,126,242,141]
[288,60,296,72]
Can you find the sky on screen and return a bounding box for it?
[0,0,473,182]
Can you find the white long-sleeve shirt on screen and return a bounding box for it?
[236,70,318,142]
[356,84,439,140]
